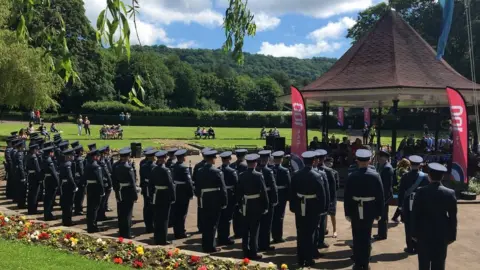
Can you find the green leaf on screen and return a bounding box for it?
[130,87,137,97]
[131,96,145,108]
[96,9,106,30]
[120,95,128,101]
[16,15,26,40]
[120,13,131,60]
[119,1,128,15]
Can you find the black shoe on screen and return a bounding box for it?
[219,239,235,246]
[74,212,84,216]
[233,235,242,239]
[175,233,191,240]
[97,216,107,221]
[313,252,325,259]
[350,255,354,261]
[373,235,387,241]
[304,260,316,267]
[204,247,221,253]
[317,242,330,249]
[145,228,153,234]
[259,246,275,251]
[324,229,329,235]
[106,208,113,212]
[28,211,42,215]
[249,254,262,260]
[272,238,286,243]
[157,241,171,246]
[64,222,77,227]
[404,247,416,254]
[126,235,136,239]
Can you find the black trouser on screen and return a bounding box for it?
[315,214,327,246]
[16,176,27,208]
[201,206,221,252]
[27,174,40,214]
[117,198,134,238]
[86,184,102,233]
[60,184,75,225]
[153,202,171,245]
[296,213,321,266]
[173,199,190,237]
[143,193,154,232]
[363,136,369,145]
[38,180,44,202]
[233,206,243,237]
[272,198,287,241]
[197,205,203,232]
[6,164,13,199]
[218,201,235,243]
[392,207,402,221]
[351,219,374,268]
[168,204,175,228]
[74,182,85,214]
[403,209,416,251]
[43,179,57,220]
[378,203,389,238]
[242,213,262,258]
[98,188,111,220]
[84,126,91,135]
[417,240,448,270]
[258,206,274,250]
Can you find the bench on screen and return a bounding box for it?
[235,145,260,152]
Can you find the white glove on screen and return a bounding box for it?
[74,187,78,193]
[263,210,268,215]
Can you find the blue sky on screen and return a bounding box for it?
[84,0,386,59]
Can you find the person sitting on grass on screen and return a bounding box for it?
[207,126,215,139]
[100,124,107,139]
[50,122,59,133]
[194,126,202,138]
[260,127,267,139]
[201,127,208,139]
[38,123,50,140]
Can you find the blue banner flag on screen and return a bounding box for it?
[436,0,454,60]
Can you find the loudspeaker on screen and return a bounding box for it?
[130,142,142,158]
[266,136,275,148]
[274,137,286,151]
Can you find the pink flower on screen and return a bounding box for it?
[197,266,207,270]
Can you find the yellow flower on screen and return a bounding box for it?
[53,229,62,234]
[25,222,31,228]
[20,216,26,221]
[281,264,288,269]
[70,237,78,247]
[174,248,180,255]
[166,267,173,270]
[136,246,144,255]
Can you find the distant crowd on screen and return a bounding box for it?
[260,127,280,138]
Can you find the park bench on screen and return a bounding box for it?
[235,145,260,152]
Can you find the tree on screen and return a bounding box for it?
[246,77,283,111]
[0,30,61,110]
[165,55,201,108]
[271,70,292,94]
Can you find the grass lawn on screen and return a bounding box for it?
[0,239,126,270]
[0,122,436,153]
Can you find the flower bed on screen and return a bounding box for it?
[0,213,286,269]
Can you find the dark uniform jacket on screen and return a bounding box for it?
[149,164,175,205]
[220,164,238,205]
[236,168,269,216]
[257,165,278,206]
[412,182,457,244]
[112,161,137,202]
[74,156,85,180]
[398,169,429,209]
[172,161,194,201]
[319,165,336,207]
[166,157,177,169]
[14,150,26,181]
[84,160,105,195]
[379,162,395,202]
[195,164,227,210]
[140,160,157,197]
[43,156,59,187]
[289,167,326,216]
[193,160,207,185]
[26,153,41,177]
[99,158,113,191]
[4,147,12,168]
[59,161,77,195]
[230,160,248,174]
[344,167,384,221]
[272,164,291,201]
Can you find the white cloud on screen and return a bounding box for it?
[254,13,281,32]
[257,16,355,58]
[169,41,199,49]
[129,19,172,45]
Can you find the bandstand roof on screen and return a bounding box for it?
[300,10,480,108]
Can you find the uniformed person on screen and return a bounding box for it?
[195,150,227,253]
[271,151,291,243]
[165,148,178,169]
[150,150,175,245]
[42,146,60,221]
[192,147,211,234]
[172,149,194,239]
[315,149,333,249]
[348,146,376,175]
[26,144,42,214]
[4,137,14,200]
[8,139,19,202]
[140,149,157,233]
[325,156,340,238]
[104,146,114,212]
[290,151,327,267]
[344,149,384,270]
[97,146,113,221]
[256,150,278,251]
[230,148,248,238]
[412,163,457,270]
[217,151,238,246]
[73,145,86,215]
[14,141,27,209]
[112,148,139,239]
[236,153,269,260]
[86,143,97,163]
[84,149,105,233]
[398,155,429,254]
[71,141,80,149]
[59,149,78,226]
[374,150,394,240]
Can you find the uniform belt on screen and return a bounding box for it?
[144,178,149,183]
[199,188,221,208]
[266,187,271,191]
[352,196,375,220]
[87,180,97,184]
[28,170,36,173]
[153,186,168,204]
[409,192,416,212]
[44,174,52,177]
[174,181,185,185]
[297,193,317,216]
[277,185,287,190]
[118,183,132,202]
[62,179,68,183]
[75,173,80,177]
[225,185,234,189]
[242,194,261,216]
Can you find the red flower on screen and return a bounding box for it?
[118,237,124,243]
[39,232,50,240]
[0,221,5,227]
[189,255,201,264]
[174,262,179,268]
[167,251,173,257]
[128,240,133,245]
[65,233,72,240]
[243,258,250,265]
[197,266,207,270]
[133,260,144,268]
[41,224,46,229]
[113,257,123,264]
[17,231,26,239]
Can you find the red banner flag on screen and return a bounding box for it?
[364,107,370,126]
[338,107,344,127]
[291,86,307,156]
[446,87,468,184]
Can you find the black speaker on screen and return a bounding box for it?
[130,142,142,158]
[274,137,286,151]
[266,136,275,148]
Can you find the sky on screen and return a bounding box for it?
[83,0,387,59]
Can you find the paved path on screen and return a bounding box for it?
[0,156,478,269]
